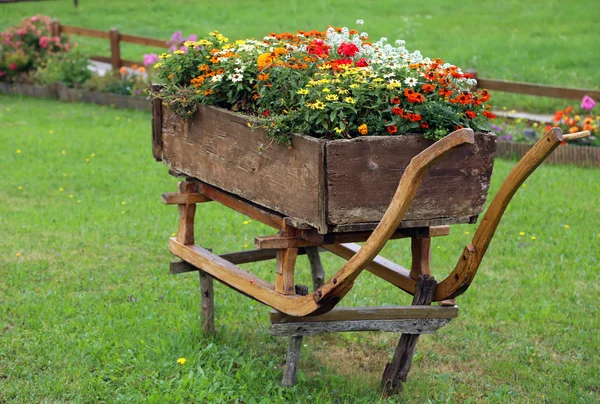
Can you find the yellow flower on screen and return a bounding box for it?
[69,194,74,198]
[183,41,196,48]
[177,357,187,365]
[121,211,125,214]
[16,253,21,257]
[297,89,309,95]
[564,224,570,229]
[333,127,343,134]
[197,39,212,46]
[86,158,90,163]
[344,97,356,104]
[243,220,249,225]
[464,231,470,235]
[531,236,536,240]
[153,62,163,69]
[244,243,249,248]
[59,187,64,192]
[306,101,325,110]
[121,201,126,205]
[325,94,339,101]
[349,83,360,89]
[171,233,176,237]
[373,78,384,83]
[61,150,66,155]
[519,232,525,236]
[16,149,21,154]
[49,130,54,134]
[317,63,332,70]
[358,124,368,135]
[533,122,539,128]
[90,153,95,158]
[18,186,23,190]
[322,88,330,93]
[77,200,81,203]
[173,50,185,55]
[337,88,349,95]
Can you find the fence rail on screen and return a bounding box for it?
[49,19,599,101]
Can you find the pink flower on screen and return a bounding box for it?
[143,53,159,66]
[39,36,50,49]
[9,63,17,71]
[581,95,596,111]
[0,71,5,78]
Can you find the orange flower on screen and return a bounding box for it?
[483,110,496,119]
[386,125,398,134]
[392,106,403,116]
[358,124,368,135]
[466,110,477,119]
[420,122,429,129]
[203,89,213,96]
[257,73,270,81]
[569,126,579,133]
[131,64,138,69]
[119,66,127,75]
[391,96,401,104]
[137,66,146,73]
[257,53,274,69]
[421,84,435,93]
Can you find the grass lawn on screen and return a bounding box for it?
[1,94,599,402]
[1,0,599,112]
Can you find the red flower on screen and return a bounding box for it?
[354,58,368,67]
[421,84,435,93]
[337,42,359,57]
[391,106,403,116]
[466,110,477,119]
[330,58,353,71]
[261,110,270,117]
[483,111,496,119]
[307,39,330,58]
[391,96,401,105]
[439,88,452,97]
[420,122,429,129]
[9,62,17,70]
[408,113,422,122]
[386,125,398,134]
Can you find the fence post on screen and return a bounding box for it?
[109,28,121,71]
[50,19,60,37]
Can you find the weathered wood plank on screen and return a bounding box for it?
[270,305,458,324]
[161,192,211,205]
[199,270,215,336]
[325,132,496,225]
[282,336,303,386]
[270,318,451,336]
[161,105,327,232]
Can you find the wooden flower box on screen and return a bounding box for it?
[152,103,496,234]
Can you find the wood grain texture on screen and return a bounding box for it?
[176,181,196,245]
[270,305,458,324]
[410,238,431,279]
[326,132,496,225]
[282,336,303,386]
[199,270,215,336]
[270,318,450,336]
[161,105,327,232]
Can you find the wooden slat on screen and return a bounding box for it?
[195,181,284,230]
[270,305,458,324]
[330,216,475,232]
[120,33,169,48]
[477,78,600,101]
[270,318,451,336]
[60,24,110,39]
[161,192,211,205]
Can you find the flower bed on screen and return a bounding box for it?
[151,22,496,145]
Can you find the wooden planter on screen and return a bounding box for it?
[153,104,496,234]
[56,84,150,111]
[0,81,57,98]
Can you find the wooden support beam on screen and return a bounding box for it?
[271,318,450,337]
[199,270,215,336]
[194,181,284,230]
[271,305,458,324]
[381,274,438,394]
[177,181,197,245]
[282,336,303,386]
[109,28,121,71]
[275,248,298,295]
[410,237,431,279]
[306,247,325,290]
[162,192,211,205]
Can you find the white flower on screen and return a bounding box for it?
[356,19,364,26]
[359,32,368,38]
[234,66,245,74]
[211,74,224,83]
[228,73,243,83]
[383,72,395,78]
[404,77,417,87]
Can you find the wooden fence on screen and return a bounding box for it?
[47,19,600,102]
[496,141,599,167]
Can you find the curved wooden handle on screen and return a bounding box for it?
[435,127,567,300]
[315,128,476,304]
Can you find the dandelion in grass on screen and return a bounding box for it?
[69,194,73,199]
[171,233,176,237]
[519,232,525,236]
[16,149,21,154]
[244,243,249,248]
[90,153,95,158]
[18,186,23,190]
[59,187,64,192]
[121,211,125,214]
[86,158,90,163]
[77,200,81,204]
[243,221,249,225]
[531,236,536,240]
[464,231,470,235]
[564,225,570,229]
[177,357,186,365]
[122,201,126,205]
[16,253,21,257]
[61,150,66,155]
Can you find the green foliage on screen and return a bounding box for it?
[35,49,92,88]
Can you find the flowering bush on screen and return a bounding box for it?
[552,98,598,145]
[152,23,495,145]
[0,15,70,81]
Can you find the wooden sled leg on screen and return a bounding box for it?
[281,246,325,386]
[199,270,215,336]
[381,274,437,394]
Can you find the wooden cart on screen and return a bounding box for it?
[159,120,589,392]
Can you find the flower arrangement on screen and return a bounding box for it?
[152,22,496,145]
[0,15,70,81]
[552,96,598,145]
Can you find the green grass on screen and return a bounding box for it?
[1,0,599,112]
[1,94,599,402]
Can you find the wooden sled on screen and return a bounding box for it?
[163,127,589,391]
